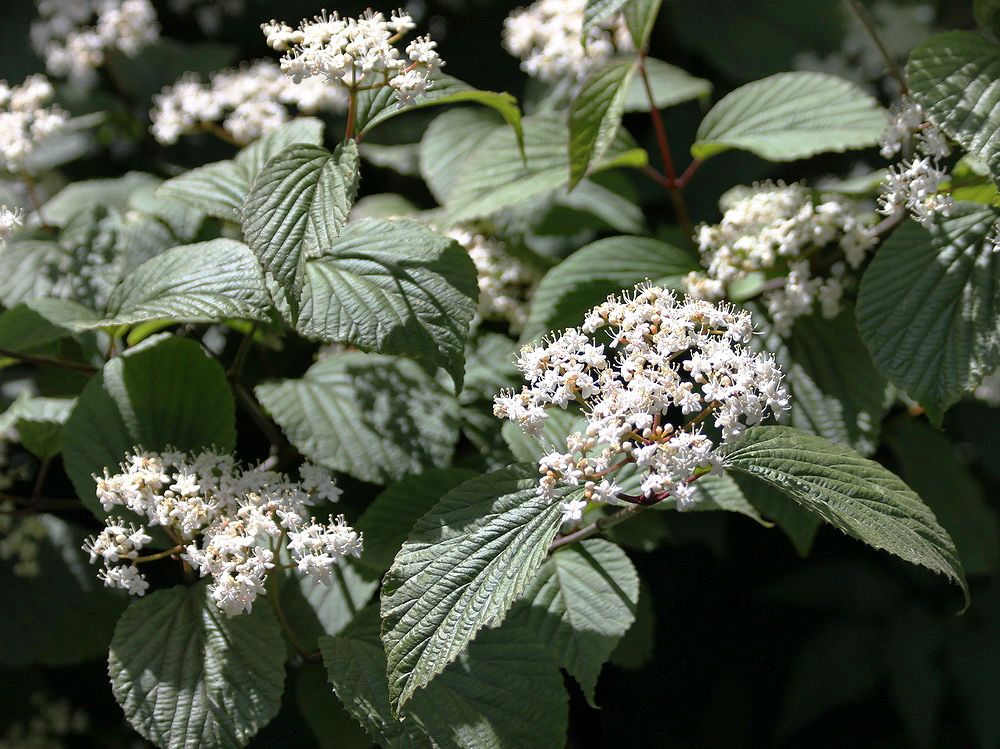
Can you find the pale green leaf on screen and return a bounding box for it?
[509,538,638,704]
[569,58,637,187]
[584,0,630,31]
[255,352,460,484]
[624,0,663,48]
[280,564,378,648]
[692,72,886,161]
[720,425,969,607]
[380,463,567,710]
[521,236,697,343]
[62,334,235,518]
[0,299,100,351]
[108,581,285,749]
[101,240,271,326]
[157,160,248,222]
[624,58,711,112]
[907,31,1000,182]
[419,108,501,204]
[296,218,478,388]
[234,117,325,179]
[857,204,1000,423]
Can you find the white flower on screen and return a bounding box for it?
[877,157,953,228]
[31,0,159,83]
[445,227,538,329]
[262,9,444,107]
[496,285,789,509]
[0,74,69,173]
[150,60,347,146]
[560,497,588,524]
[85,448,359,614]
[503,0,634,82]
[0,205,23,247]
[685,182,876,334]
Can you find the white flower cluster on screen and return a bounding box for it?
[503,0,634,82]
[975,368,1000,407]
[31,0,159,83]
[262,9,444,107]
[0,693,87,749]
[684,182,877,335]
[150,60,347,146]
[0,205,22,247]
[877,97,953,228]
[0,74,69,174]
[495,285,789,522]
[445,227,538,329]
[84,449,362,616]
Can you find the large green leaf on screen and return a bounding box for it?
[41,172,160,227]
[355,467,477,575]
[857,204,1000,423]
[419,108,501,204]
[691,72,886,161]
[62,335,236,518]
[380,464,566,710]
[280,565,378,649]
[624,57,711,112]
[242,141,359,308]
[719,425,969,607]
[6,395,74,459]
[444,114,647,225]
[757,306,889,456]
[255,352,460,485]
[907,31,1000,183]
[296,664,372,749]
[108,581,285,749]
[735,471,822,556]
[624,0,664,48]
[884,416,1000,576]
[509,538,638,704]
[520,236,697,343]
[0,298,100,351]
[569,58,638,187]
[101,240,271,326]
[157,118,325,221]
[0,516,126,667]
[297,218,478,388]
[322,608,568,749]
[355,74,522,151]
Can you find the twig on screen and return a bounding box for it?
[846,0,908,94]
[0,348,98,373]
[638,54,695,245]
[133,544,185,564]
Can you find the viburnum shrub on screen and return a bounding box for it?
[0,0,997,747]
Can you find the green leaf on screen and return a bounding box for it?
[757,306,889,456]
[569,58,638,187]
[676,472,769,525]
[624,0,663,48]
[42,173,160,227]
[975,0,1000,39]
[296,218,478,388]
[255,352,460,485]
[296,664,372,749]
[624,58,711,112]
[907,31,1000,182]
[691,72,886,161]
[322,608,568,749]
[62,335,235,518]
[521,236,697,343]
[380,464,566,710]
[108,581,285,749]
[7,395,74,459]
[355,467,477,575]
[735,472,821,556]
[242,141,359,311]
[157,118,325,221]
[608,579,655,669]
[444,114,647,225]
[719,425,969,607]
[157,160,249,222]
[355,74,522,153]
[857,204,1000,423]
[509,538,638,704]
[884,416,1000,576]
[584,0,630,31]
[0,299,100,351]
[101,240,272,326]
[501,409,587,464]
[0,516,126,667]
[419,109,502,204]
[280,565,378,649]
